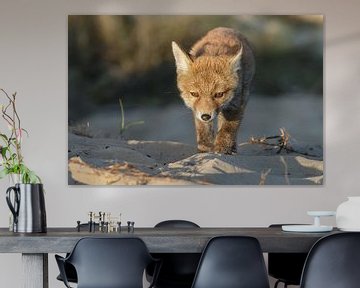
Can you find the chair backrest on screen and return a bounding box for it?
[191,236,270,288]
[268,224,308,285]
[151,220,201,287]
[155,220,200,228]
[300,232,360,288]
[66,237,154,288]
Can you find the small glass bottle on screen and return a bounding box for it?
[9,213,13,232]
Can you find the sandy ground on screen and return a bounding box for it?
[68,133,323,185]
[69,94,323,185]
[75,94,323,146]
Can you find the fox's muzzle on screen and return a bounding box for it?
[201,114,211,121]
[196,111,216,122]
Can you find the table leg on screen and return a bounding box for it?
[22,253,48,288]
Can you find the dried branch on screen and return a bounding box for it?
[249,128,292,154]
[259,168,271,185]
[0,90,23,164]
[0,89,40,183]
[280,156,290,185]
[249,128,321,158]
[1,89,15,127]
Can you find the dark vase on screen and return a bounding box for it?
[6,183,47,233]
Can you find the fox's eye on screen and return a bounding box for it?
[190,92,199,97]
[214,92,225,98]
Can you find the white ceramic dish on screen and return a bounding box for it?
[338,227,360,232]
[282,225,333,233]
[307,211,336,217]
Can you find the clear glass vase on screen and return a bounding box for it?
[7,173,22,231]
[9,173,22,185]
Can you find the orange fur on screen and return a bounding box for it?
[172,27,255,154]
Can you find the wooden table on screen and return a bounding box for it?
[0,227,339,288]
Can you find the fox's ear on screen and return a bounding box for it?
[230,44,243,72]
[172,41,192,73]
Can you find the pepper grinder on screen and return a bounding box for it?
[98,212,103,232]
[88,211,93,232]
[77,221,81,232]
[127,221,135,233]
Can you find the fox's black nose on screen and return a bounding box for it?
[201,114,211,121]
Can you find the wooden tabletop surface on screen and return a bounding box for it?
[0,227,340,253]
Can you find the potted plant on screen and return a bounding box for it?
[1,89,46,233]
[0,89,40,183]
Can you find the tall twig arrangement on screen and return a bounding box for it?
[0,89,40,183]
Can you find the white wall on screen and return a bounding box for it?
[0,0,360,287]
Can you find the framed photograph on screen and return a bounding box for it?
[68,15,323,185]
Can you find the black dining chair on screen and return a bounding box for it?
[300,232,360,288]
[147,220,201,288]
[56,223,99,284]
[55,237,161,288]
[56,262,77,284]
[191,236,270,288]
[268,224,308,288]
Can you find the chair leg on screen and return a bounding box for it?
[274,280,289,288]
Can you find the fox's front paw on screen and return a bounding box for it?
[214,143,237,155]
[197,143,213,153]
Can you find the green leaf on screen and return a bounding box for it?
[21,128,29,137]
[124,120,145,130]
[0,133,8,142]
[7,167,15,174]
[10,153,17,161]
[119,97,125,133]
[28,171,41,184]
[0,168,9,179]
[18,164,41,184]
[1,146,8,158]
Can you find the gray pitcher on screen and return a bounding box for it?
[6,183,47,233]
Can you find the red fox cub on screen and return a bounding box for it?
[172,27,255,154]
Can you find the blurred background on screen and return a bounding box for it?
[68,15,323,146]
